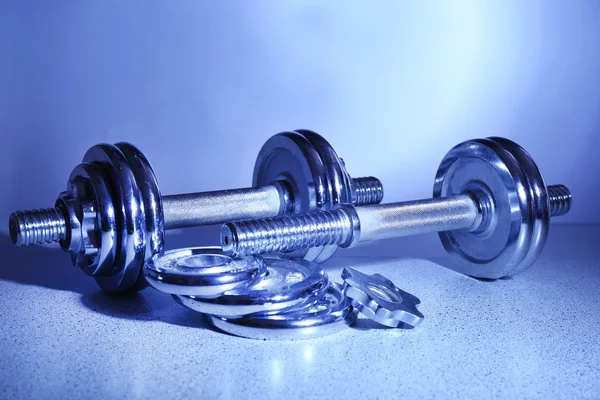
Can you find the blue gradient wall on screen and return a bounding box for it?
[1,1,599,229]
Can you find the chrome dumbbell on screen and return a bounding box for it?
[8,130,383,292]
[221,137,572,279]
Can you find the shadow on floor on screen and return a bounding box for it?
[78,226,222,329]
[352,318,395,331]
[0,226,221,329]
[79,289,210,329]
[0,234,96,293]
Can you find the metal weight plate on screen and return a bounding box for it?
[342,267,424,329]
[433,137,551,279]
[206,282,357,341]
[117,143,165,290]
[253,131,328,213]
[145,247,266,297]
[486,137,550,276]
[173,256,328,318]
[253,130,352,263]
[83,144,147,292]
[295,130,355,263]
[64,163,118,277]
[296,130,354,206]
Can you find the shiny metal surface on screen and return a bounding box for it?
[299,130,381,261]
[222,196,480,258]
[144,247,266,297]
[342,267,424,328]
[82,144,148,292]
[116,143,165,267]
[434,137,552,278]
[351,176,385,206]
[221,205,361,258]
[547,185,572,217]
[162,185,286,230]
[60,162,117,278]
[9,208,67,246]
[206,282,357,341]
[296,129,354,207]
[173,256,328,318]
[355,195,479,241]
[8,130,382,293]
[254,131,327,213]
[221,137,572,278]
[253,130,364,262]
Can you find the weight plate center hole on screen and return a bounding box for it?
[176,254,231,272]
[367,283,401,303]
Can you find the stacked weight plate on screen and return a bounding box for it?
[145,247,356,340]
[57,143,164,292]
[145,247,423,340]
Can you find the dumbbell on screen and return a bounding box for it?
[221,137,572,279]
[8,130,383,292]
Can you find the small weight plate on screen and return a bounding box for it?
[342,267,423,329]
[254,131,328,214]
[117,143,165,290]
[83,144,147,292]
[206,282,357,341]
[145,247,266,297]
[294,130,355,263]
[66,163,118,277]
[433,137,550,279]
[486,137,550,276]
[173,256,328,318]
[296,130,354,206]
[253,130,351,263]
[116,143,164,259]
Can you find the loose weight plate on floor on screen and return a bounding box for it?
[144,247,266,298]
[342,267,423,329]
[206,282,357,341]
[173,256,328,318]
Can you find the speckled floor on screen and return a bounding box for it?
[0,224,598,399]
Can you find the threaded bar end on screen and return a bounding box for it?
[352,177,384,205]
[9,208,67,246]
[547,184,572,217]
[221,208,354,257]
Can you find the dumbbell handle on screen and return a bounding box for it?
[355,195,478,242]
[164,176,383,229]
[163,184,288,230]
[221,185,572,257]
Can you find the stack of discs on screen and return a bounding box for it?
[144,247,357,340]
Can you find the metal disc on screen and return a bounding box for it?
[173,256,328,318]
[296,130,354,206]
[294,130,354,263]
[144,247,266,297]
[254,131,327,214]
[83,144,146,292]
[486,137,550,276]
[433,137,550,279]
[65,163,118,277]
[253,130,350,263]
[116,143,165,290]
[342,267,424,329]
[206,283,357,341]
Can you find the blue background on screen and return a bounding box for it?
[1,4,599,398]
[1,1,599,227]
